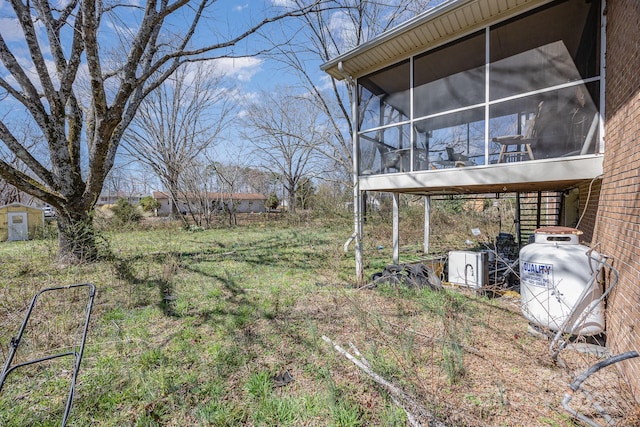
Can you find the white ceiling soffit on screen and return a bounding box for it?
[322,0,552,80]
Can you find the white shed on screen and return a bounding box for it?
[0,203,44,241]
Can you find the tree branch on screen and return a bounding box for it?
[0,160,63,203]
[322,335,447,427]
[0,40,49,130]
[9,0,59,106]
[0,120,55,188]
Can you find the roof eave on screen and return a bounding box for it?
[321,0,472,79]
[321,0,552,81]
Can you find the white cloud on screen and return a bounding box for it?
[0,18,24,42]
[270,0,296,7]
[212,57,262,82]
[233,3,249,12]
[328,11,358,53]
[316,74,336,92]
[236,109,250,119]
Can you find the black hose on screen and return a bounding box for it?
[569,351,639,393]
[562,351,639,427]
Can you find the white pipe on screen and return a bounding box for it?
[338,61,364,284]
[344,232,357,253]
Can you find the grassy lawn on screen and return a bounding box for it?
[0,217,637,426]
[0,222,376,426]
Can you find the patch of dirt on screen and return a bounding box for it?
[296,284,639,426]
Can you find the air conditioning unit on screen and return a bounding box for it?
[447,251,488,289]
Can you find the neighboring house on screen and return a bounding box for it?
[0,203,44,241]
[96,191,145,207]
[322,0,640,399]
[152,191,267,216]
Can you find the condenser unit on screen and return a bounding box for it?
[447,251,488,289]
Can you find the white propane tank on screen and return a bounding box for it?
[519,226,604,335]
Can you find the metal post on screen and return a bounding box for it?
[515,192,522,246]
[355,188,363,284]
[536,190,542,229]
[339,61,364,284]
[424,196,431,254]
[393,193,400,265]
[598,0,607,154]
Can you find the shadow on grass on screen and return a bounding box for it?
[145,233,334,271]
[109,230,334,315]
[109,254,178,316]
[105,230,331,384]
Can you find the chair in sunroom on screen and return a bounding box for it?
[493,101,544,163]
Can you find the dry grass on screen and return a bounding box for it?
[294,283,638,426]
[0,208,638,426]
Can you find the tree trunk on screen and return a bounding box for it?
[166,180,188,227]
[287,184,296,214]
[225,198,237,226]
[56,210,99,263]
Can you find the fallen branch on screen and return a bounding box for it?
[349,341,420,427]
[322,335,447,427]
[348,342,371,368]
[391,394,422,427]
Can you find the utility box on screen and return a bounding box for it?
[447,251,488,289]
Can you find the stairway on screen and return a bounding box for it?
[516,191,563,244]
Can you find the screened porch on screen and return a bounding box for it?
[354,0,603,179]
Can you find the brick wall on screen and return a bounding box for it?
[592,0,640,401]
[576,179,602,244]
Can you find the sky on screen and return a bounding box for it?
[193,1,329,93]
[0,0,433,194]
[0,0,331,108]
[182,0,337,164]
[0,0,336,180]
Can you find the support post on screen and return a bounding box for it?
[536,190,542,229]
[393,193,400,265]
[516,192,522,246]
[340,62,364,284]
[424,196,431,254]
[355,188,363,284]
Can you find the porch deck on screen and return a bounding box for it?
[359,155,603,196]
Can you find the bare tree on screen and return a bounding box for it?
[243,167,278,197]
[243,89,324,214]
[165,149,260,228]
[122,62,233,226]
[177,159,217,228]
[268,0,437,185]
[0,180,19,206]
[103,166,129,195]
[0,0,323,261]
[102,165,145,202]
[209,157,250,226]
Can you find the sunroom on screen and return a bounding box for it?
[322,0,605,280]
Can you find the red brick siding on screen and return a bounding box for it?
[592,0,640,401]
[576,179,602,244]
